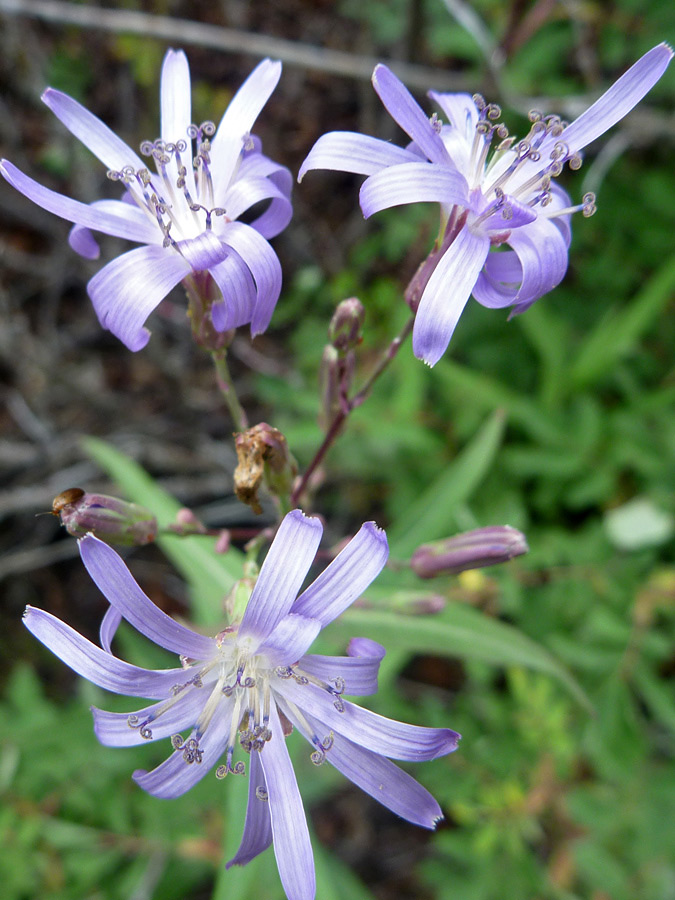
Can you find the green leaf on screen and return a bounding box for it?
[570,252,675,389]
[434,360,566,445]
[83,437,244,626]
[328,603,592,711]
[387,410,505,557]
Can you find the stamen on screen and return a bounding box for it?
[310,731,335,766]
[171,734,203,764]
[255,786,269,801]
[540,191,597,220]
[215,760,246,778]
[275,666,309,685]
[127,714,153,740]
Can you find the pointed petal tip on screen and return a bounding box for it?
[372,62,392,84]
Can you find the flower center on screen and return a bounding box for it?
[128,636,349,780]
[106,121,230,252]
[441,95,597,231]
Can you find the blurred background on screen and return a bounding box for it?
[1,1,674,898]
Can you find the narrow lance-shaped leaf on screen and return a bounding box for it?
[388,410,505,557]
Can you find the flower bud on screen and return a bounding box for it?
[53,490,157,545]
[328,297,365,354]
[234,423,298,514]
[411,526,528,578]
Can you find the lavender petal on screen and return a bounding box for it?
[412,225,490,366]
[299,641,386,696]
[133,697,234,798]
[93,689,205,747]
[427,91,479,135]
[223,175,290,222]
[297,706,444,828]
[292,521,388,626]
[23,606,197,699]
[210,59,282,193]
[359,162,468,218]
[561,43,674,155]
[160,49,192,147]
[504,216,569,315]
[41,88,144,172]
[276,678,460,761]
[99,605,122,654]
[259,704,315,900]
[0,161,159,243]
[372,65,449,166]
[79,535,215,659]
[257,614,322,668]
[219,221,283,336]
[298,131,418,180]
[240,510,323,646]
[227,749,273,868]
[210,251,257,332]
[87,244,190,351]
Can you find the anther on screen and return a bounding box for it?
[171,734,203,764]
[582,192,597,217]
[310,731,335,766]
[215,761,246,779]
[127,714,154,740]
[255,787,269,801]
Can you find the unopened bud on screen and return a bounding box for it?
[411,526,528,578]
[318,345,355,432]
[234,423,298,514]
[328,297,365,354]
[53,490,157,545]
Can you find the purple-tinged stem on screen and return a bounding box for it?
[290,313,414,506]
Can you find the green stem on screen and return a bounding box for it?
[212,350,248,432]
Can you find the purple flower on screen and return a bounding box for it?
[1,50,292,350]
[300,45,673,366]
[23,510,459,900]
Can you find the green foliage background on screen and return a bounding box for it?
[1,1,674,899]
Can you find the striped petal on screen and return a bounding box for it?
[359,161,468,218]
[412,225,490,366]
[133,696,234,798]
[0,161,158,243]
[299,638,386,696]
[298,131,418,180]
[23,606,196,699]
[257,614,322,668]
[92,688,205,747]
[87,244,190,351]
[210,250,257,332]
[259,704,315,900]
[239,510,323,646]
[372,65,449,166]
[276,677,460,761]
[227,749,273,867]
[219,220,282,336]
[79,535,215,660]
[292,522,388,625]
[161,49,192,146]
[211,59,282,193]
[42,88,144,172]
[561,43,673,155]
[296,706,444,828]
